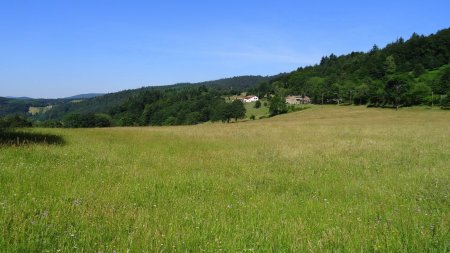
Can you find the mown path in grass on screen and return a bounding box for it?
[0,106,449,252]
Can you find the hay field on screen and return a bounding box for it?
[0,106,449,252]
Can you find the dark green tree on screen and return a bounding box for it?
[254,100,261,108]
[269,95,287,116]
[413,63,426,77]
[0,115,32,128]
[410,83,432,105]
[384,55,397,75]
[355,84,370,105]
[385,75,412,110]
[63,113,112,128]
[438,67,450,94]
[230,100,246,122]
[441,90,450,109]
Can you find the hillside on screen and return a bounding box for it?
[0,97,66,117]
[0,75,272,120]
[48,27,450,126]
[2,27,450,125]
[251,27,450,108]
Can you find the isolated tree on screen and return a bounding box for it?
[230,100,246,122]
[254,100,261,108]
[269,95,287,116]
[210,100,228,122]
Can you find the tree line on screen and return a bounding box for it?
[249,28,450,113]
[3,27,449,127]
[109,86,246,126]
[22,86,245,128]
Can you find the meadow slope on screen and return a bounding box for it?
[0,106,449,252]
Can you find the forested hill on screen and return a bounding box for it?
[2,27,450,127]
[0,75,272,119]
[250,27,450,107]
[31,75,273,120]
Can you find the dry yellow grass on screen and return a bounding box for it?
[28,105,53,115]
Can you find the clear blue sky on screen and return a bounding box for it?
[1,1,449,98]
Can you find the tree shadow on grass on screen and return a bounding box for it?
[0,130,65,146]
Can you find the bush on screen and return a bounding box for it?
[288,106,311,112]
[269,95,287,116]
[440,91,450,109]
[34,120,63,128]
[63,113,112,128]
[0,115,32,128]
[94,114,113,127]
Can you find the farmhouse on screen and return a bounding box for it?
[285,95,311,104]
[242,95,259,103]
[230,95,245,102]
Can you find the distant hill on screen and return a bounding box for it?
[63,93,105,99]
[37,75,273,120]
[0,97,67,117]
[5,96,34,100]
[3,27,449,122]
[0,75,273,119]
[4,93,104,100]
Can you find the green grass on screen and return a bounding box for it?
[417,63,449,85]
[1,106,449,252]
[244,100,270,119]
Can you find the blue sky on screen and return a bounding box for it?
[0,1,449,98]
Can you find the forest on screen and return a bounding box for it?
[1,28,450,128]
[250,28,450,110]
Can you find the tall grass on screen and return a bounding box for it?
[0,106,449,252]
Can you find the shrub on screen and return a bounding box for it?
[0,115,32,128]
[63,113,112,128]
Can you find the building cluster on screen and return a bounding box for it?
[233,95,260,103]
[232,95,312,104]
[285,95,311,104]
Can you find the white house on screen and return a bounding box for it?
[243,95,259,103]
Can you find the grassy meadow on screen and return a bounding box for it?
[244,100,269,119]
[0,106,449,252]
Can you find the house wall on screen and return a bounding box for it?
[286,97,301,104]
[243,96,259,103]
[286,96,311,104]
